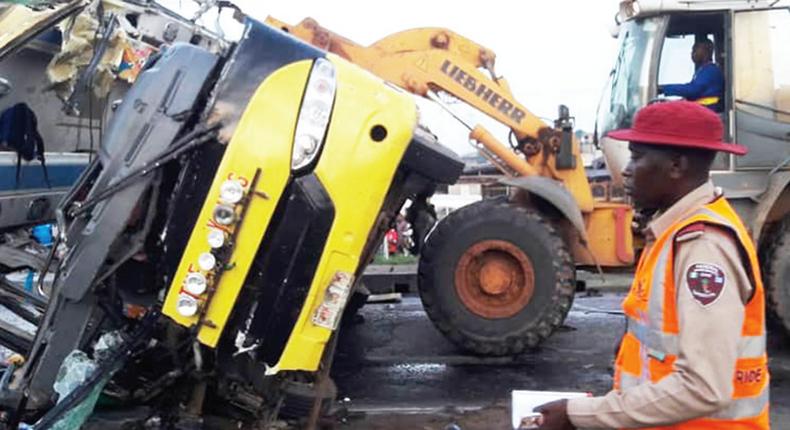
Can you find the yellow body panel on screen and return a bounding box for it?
[530,141,595,213]
[573,202,635,267]
[162,61,310,345]
[164,52,418,372]
[273,53,417,372]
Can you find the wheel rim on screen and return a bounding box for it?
[454,239,536,319]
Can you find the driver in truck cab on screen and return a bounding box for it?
[658,39,724,112]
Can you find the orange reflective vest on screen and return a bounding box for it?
[614,197,769,429]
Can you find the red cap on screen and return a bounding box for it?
[606,101,747,155]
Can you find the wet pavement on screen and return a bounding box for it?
[331,292,790,429]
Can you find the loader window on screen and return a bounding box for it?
[732,8,790,170]
[657,34,697,86]
[654,14,731,170]
[597,17,663,135]
[656,13,725,112]
[733,8,790,123]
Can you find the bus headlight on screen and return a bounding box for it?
[213,205,236,226]
[207,228,225,249]
[219,179,245,204]
[176,294,200,317]
[292,58,336,171]
[184,272,208,296]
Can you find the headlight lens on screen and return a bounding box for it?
[620,0,640,19]
[198,252,216,271]
[176,294,200,317]
[184,272,208,296]
[213,204,236,226]
[291,58,336,171]
[219,179,245,204]
[207,228,225,249]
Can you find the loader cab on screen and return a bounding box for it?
[598,6,790,183]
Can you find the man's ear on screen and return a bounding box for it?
[667,153,687,179]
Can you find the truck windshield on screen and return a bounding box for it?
[597,17,664,137]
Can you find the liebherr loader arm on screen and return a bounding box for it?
[265,17,594,212]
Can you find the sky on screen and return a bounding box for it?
[166,0,622,155]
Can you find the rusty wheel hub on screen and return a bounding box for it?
[455,240,535,319]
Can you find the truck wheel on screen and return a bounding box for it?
[761,219,790,334]
[279,377,337,419]
[418,199,575,356]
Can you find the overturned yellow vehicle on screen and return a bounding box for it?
[0,14,462,429]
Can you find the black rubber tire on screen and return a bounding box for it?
[760,218,790,335]
[279,377,337,419]
[417,199,575,356]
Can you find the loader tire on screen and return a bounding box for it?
[418,199,575,356]
[761,218,790,335]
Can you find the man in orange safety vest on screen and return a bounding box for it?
[534,100,769,429]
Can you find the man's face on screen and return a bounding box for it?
[622,143,674,210]
[691,43,709,65]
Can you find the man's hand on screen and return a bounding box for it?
[533,399,575,430]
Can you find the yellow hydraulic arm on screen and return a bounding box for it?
[265,17,594,212]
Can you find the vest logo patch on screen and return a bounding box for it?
[686,263,726,306]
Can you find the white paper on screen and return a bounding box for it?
[511,390,590,429]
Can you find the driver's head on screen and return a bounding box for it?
[692,39,715,65]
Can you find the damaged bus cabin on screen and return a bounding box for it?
[0,4,463,428]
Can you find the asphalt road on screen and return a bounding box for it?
[330,292,790,429]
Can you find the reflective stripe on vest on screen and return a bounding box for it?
[614,197,769,429]
[626,316,765,358]
[696,96,721,106]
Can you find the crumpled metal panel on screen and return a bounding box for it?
[46,0,127,101]
[20,43,218,407]
[0,0,86,60]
